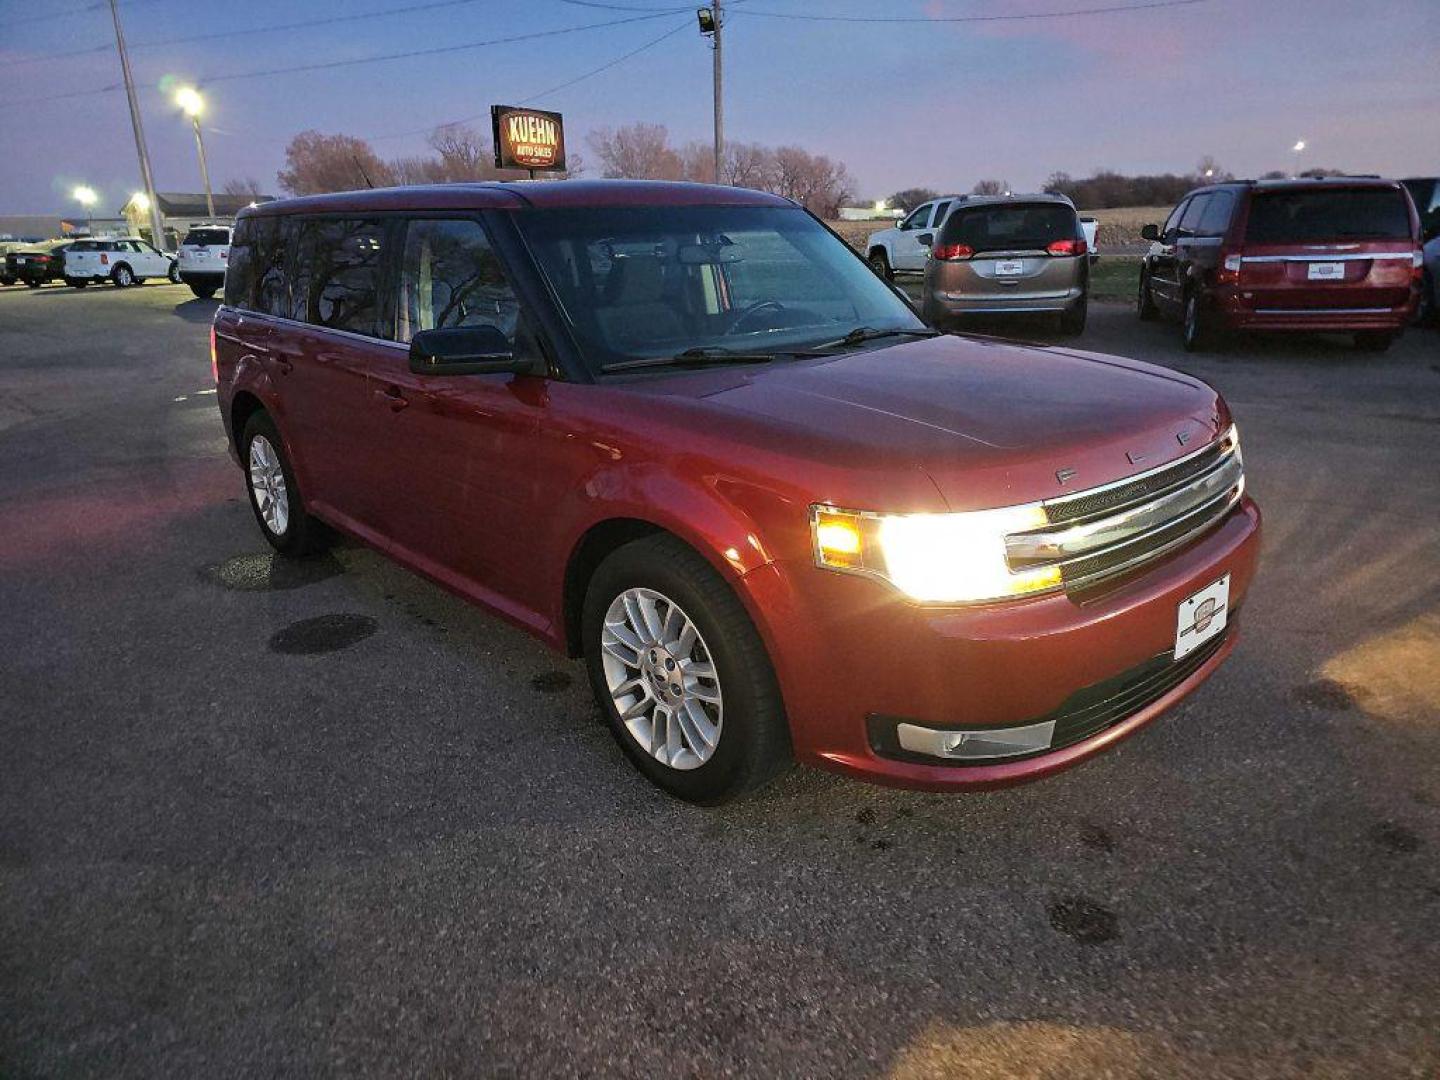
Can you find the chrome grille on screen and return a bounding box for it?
[1006,428,1243,593]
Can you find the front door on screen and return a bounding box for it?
[367,216,547,616]
[893,202,934,271]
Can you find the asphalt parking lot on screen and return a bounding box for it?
[2,281,1438,1078]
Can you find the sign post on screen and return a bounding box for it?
[491,105,566,178]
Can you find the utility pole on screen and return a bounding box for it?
[699,3,724,183]
[712,0,724,184]
[107,0,166,248]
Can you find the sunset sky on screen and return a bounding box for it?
[1,0,1436,214]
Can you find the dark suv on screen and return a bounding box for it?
[1138,178,1422,352]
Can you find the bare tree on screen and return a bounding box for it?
[724,142,774,189]
[222,176,265,197]
[971,178,1009,196]
[586,123,683,180]
[277,131,395,195]
[887,187,939,212]
[768,145,854,217]
[427,123,498,182]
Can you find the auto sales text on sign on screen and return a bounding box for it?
[491,106,566,171]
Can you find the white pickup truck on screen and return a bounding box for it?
[63,238,178,288]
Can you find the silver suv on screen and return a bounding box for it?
[919,193,1089,335]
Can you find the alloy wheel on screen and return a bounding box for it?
[248,435,290,536]
[600,587,722,770]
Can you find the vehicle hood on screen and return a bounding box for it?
[635,334,1228,511]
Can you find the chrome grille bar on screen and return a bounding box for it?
[1004,430,1244,591]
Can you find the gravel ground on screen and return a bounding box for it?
[2,281,1437,1078]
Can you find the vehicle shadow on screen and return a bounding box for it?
[174,296,219,323]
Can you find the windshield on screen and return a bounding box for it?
[940,203,1079,252]
[1244,188,1412,243]
[515,205,924,371]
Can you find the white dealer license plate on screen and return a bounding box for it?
[994,260,1024,277]
[1307,261,1344,281]
[1175,573,1229,660]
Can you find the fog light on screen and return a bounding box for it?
[896,718,1056,760]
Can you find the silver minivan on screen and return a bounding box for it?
[919,194,1089,335]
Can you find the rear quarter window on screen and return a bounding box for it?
[1245,188,1413,243]
[223,218,259,308]
[941,203,1078,252]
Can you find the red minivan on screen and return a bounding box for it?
[213,181,1261,803]
[1139,177,1423,352]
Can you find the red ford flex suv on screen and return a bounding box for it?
[213,181,1261,803]
[1139,177,1422,352]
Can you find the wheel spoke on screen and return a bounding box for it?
[680,660,715,681]
[601,635,641,668]
[671,619,697,656]
[678,699,718,752]
[622,594,653,644]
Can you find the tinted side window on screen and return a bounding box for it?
[223,217,258,309]
[931,200,952,230]
[293,218,387,336]
[1179,194,1210,235]
[902,204,931,230]
[1197,191,1236,237]
[1162,199,1189,240]
[254,217,290,318]
[396,218,518,344]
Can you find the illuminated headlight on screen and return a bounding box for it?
[811,503,1062,604]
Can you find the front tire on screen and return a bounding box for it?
[868,248,894,281]
[240,412,330,557]
[24,280,41,289]
[1137,269,1158,320]
[582,534,792,804]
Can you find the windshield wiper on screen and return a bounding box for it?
[806,326,941,352]
[603,346,782,372]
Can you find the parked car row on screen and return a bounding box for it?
[0,225,231,298]
[861,175,1432,348]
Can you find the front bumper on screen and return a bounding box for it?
[740,496,1261,791]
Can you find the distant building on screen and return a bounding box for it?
[837,203,904,222]
[0,215,127,241]
[121,192,275,249]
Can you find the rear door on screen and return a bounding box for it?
[64,240,106,279]
[1235,186,1417,312]
[281,216,396,532]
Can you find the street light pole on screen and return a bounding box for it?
[176,88,214,218]
[107,0,165,249]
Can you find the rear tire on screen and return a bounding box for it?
[240,412,331,557]
[1058,297,1088,336]
[64,277,88,288]
[1181,289,1217,352]
[24,280,41,289]
[1353,331,1394,353]
[582,534,792,804]
[1137,268,1159,321]
[868,248,893,281]
[168,261,181,284]
[111,264,134,287]
[1419,270,1436,326]
[189,283,218,299]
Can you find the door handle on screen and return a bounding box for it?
[373,385,409,412]
[270,353,294,374]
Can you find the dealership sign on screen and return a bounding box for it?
[491,105,566,172]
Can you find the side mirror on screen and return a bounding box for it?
[409,325,527,376]
[916,232,933,248]
[1140,223,1160,242]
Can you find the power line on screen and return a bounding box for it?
[730,0,1210,22]
[0,10,688,110]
